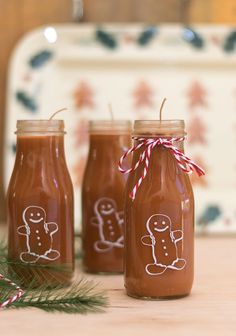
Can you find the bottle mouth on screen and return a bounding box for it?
[15,120,65,134]
[89,120,132,134]
[133,120,185,137]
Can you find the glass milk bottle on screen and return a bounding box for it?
[120,120,204,299]
[7,120,74,287]
[82,120,132,273]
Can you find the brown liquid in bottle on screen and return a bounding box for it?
[7,120,74,287]
[124,120,194,299]
[82,120,132,273]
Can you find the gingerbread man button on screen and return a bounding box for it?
[141,214,186,275]
[91,197,124,252]
[17,206,60,263]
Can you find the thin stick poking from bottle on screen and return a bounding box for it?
[49,108,68,120]
[159,98,167,121]
[108,103,114,120]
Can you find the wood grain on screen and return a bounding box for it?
[0,237,235,335]
[188,0,236,23]
[210,0,236,23]
[83,0,188,23]
[83,0,236,23]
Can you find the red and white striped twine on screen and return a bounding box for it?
[119,136,205,201]
[0,273,24,309]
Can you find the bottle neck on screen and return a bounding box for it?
[133,120,185,138]
[15,135,66,166]
[89,133,130,155]
[134,134,185,152]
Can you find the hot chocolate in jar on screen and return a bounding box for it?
[7,119,74,287]
[82,120,132,273]
[119,117,205,299]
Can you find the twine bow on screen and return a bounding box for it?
[118,137,205,200]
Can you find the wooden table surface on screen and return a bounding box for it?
[1,237,236,336]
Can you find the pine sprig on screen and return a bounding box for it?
[10,279,108,314]
[0,258,73,289]
[0,261,108,313]
[0,238,7,257]
[0,239,108,313]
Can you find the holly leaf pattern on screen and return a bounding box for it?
[11,143,16,154]
[96,29,117,49]
[16,91,38,112]
[223,30,236,53]
[137,26,158,46]
[198,205,221,226]
[182,27,204,49]
[28,50,53,68]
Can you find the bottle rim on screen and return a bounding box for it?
[133,120,185,136]
[15,120,65,134]
[89,120,132,134]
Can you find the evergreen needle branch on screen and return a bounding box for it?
[0,258,74,288]
[7,278,108,314]
[0,256,108,313]
[0,238,107,313]
[0,238,7,257]
[0,258,71,271]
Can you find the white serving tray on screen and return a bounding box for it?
[5,24,236,233]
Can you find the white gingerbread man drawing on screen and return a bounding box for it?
[17,206,60,263]
[91,198,124,252]
[141,214,186,275]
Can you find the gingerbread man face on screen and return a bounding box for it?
[23,206,46,226]
[93,197,124,252]
[18,205,60,263]
[147,214,171,234]
[95,198,116,216]
[141,214,186,275]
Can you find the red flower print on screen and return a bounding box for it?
[133,80,155,109]
[187,116,207,144]
[74,119,89,147]
[73,81,95,110]
[72,155,87,187]
[187,81,207,109]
